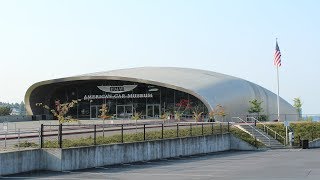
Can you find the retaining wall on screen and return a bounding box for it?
[0,149,42,175]
[309,139,320,148]
[0,133,256,175]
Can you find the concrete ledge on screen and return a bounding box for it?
[0,149,42,175]
[309,139,320,148]
[60,134,231,171]
[0,133,256,175]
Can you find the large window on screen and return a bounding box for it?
[47,80,208,119]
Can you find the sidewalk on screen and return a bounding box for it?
[0,118,177,132]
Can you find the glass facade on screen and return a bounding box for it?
[47,80,208,120]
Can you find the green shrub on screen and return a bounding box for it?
[15,141,38,148]
[257,122,320,145]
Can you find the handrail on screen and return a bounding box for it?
[232,117,271,147]
[248,117,286,145]
[248,117,286,144]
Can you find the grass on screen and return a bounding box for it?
[14,123,264,148]
[230,127,265,148]
[14,141,38,148]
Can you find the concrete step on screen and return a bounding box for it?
[238,124,285,149]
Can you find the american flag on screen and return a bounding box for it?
[274,41,281,67]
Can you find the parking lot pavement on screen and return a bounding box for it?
[3,149,320,180]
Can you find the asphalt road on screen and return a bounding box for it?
[2,149,320,180]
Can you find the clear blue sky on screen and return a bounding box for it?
[0,0,319,114]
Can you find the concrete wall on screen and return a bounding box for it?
[309,139,320,148]
[60,134,231,171]
[0,149,42,175]
[0,133,256,176]
[230,135,258,151]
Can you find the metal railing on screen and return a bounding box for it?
[248,117,286,145]
[232,117,271,147]
[0,128,41,150]
[39,122,230,148]
[0,122,231,150]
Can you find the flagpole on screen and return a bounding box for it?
[277,66,280,121]
[277,57,285,145]
[275,38,285,144]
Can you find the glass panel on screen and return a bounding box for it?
[124,105,133,118]
[147,105,153,118]
[90,106,97,119]
[117,105,124,118]
[48,80,209,119]
[154,105,160,118]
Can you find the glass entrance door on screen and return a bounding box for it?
[146,104,161,118]
[116,105,133,119]
[90,105,102,120]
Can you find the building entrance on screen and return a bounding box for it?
[116,105,133,119]
[146,104,160,118]
[90,105,102,120]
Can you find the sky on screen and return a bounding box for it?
[0,0,319,114]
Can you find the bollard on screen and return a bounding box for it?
[190,123,192,136]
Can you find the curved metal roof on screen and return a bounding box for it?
[25,67,296,120]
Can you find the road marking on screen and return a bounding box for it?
[307,170,312,176]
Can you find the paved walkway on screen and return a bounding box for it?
[0,119,173,132]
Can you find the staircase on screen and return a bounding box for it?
[238,124,285,149]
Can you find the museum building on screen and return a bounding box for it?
[25,67,297,120]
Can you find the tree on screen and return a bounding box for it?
[192,105,203,122]
[248,99,267,121]
[99,104,112,120]
[208,104,226,122]
[293,97,302,119]
[0,106,12,116]
[248,99,263,114]
[36,99,79,124]
[19,101,26,115]
[174,99,192,121]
